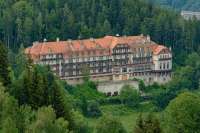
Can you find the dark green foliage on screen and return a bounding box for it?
[152,89,177,110]
[11,65,77,130]
[120,85,141,108]
[28,106,70,133]
[96,116,127,133]
[0,0,199,66]
[82,100,102,118]
[134,114,162,133]
[50,80,75,130]
[13,44,28,78]
[165,92,200,133]
[139,80,146,92]
[68,82,104,101]
[150,52,200,109]
[0,42,10,87]
[0,85,70,133]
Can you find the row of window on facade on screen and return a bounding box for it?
[64,62,111,69]
[160,62,170,70]
[65,56,111,63]
[41,60,61,65]
[159,54,171,59]
[41,51,154,64]
[113,47,152,58]
[41,54,62,59]
[71,50,107,57]
[132,57,152,64]
[113,47,130,54]
[133,47,152,56]
[64,68,112,76]
[132,71,171,77]
[133,65,152,71]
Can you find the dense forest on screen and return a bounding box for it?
[1,0,200,132]
[147,0,200,11]
[1,0,200,65]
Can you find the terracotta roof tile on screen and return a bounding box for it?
[25,35,169,60]
[150,44,168,55]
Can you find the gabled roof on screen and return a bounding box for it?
[150,44,170,55]
[25,35,170,60]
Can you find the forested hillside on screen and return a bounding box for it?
[148,0,200,11]
[1,0,200,65]
[1,0,200,133]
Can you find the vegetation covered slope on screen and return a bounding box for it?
[1,0,200,132]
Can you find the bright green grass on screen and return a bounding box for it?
[85,102,159,133]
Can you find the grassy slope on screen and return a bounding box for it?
[85,102,158,133]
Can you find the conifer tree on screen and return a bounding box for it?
[15,44,27,77]
[0,42,10,87]
[50,80,75,130]
[29,67,43,109]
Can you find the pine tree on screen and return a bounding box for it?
[15,44,27,77]
[50,80,75,130]
[20,70,32,105]
[0,42,10,87]
[50,81,65,117]
[101,19,112,36]
[30,67,46,109]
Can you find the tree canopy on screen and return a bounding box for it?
[165,92,200,133]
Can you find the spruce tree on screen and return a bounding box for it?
[30,67,45,109]
[50,80,75,130]
[0,42,10,87]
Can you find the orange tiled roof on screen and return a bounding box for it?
[25,35,169,60]
[150,44,169,55]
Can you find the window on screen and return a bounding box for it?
[107,92,112,96]
[73,71,76,75]
[167,62,169,69]
[65,72,69,76]
[113,91,118,96]
[122,68,127,73]
[163,63,166,69]
[90,70,93,73]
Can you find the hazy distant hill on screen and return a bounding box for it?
[147,0,200,11]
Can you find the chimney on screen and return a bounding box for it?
[146,35,151,42]
[123,35,127,37]
[90,37,95,42]
[33,41,39,46]
[56,37,60,42]
[43,38,47,42]
[67,39,72,44]
[169,46,172,51]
